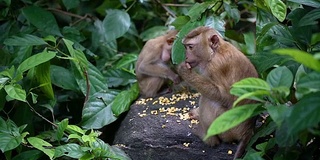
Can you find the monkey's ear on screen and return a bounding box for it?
[167,37,175,45]
[210,35,219,49]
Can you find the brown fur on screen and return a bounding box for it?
[136,30,180,98]
[177,26,258,159]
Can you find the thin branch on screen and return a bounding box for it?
[155,0,176,18]
[47,8,84,19]
[163,3,193,7]
[83,69,90,105]
[26,101,58,128]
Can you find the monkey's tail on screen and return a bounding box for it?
[233,133,252,160]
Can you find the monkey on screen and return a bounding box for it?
[135,30,181,98]
[177,26,258,159]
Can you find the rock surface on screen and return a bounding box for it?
[113,92,237,160]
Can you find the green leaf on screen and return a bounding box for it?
[63,38,107,96]
[249,52,287,73]
[223,2,240,23]
[54,143,86,159]
[139,26,169,41]
[17,49,56,74]
[273,49,320,72]
[114,53,138,69]
[81,90,118,129]
[62,0,80,10]
[187,2,216,21]
[4,34,47,46]
[276,92,320,147]
[171,16,190,30]
[22,6,62,36]
[103,9,130,41]
[295,71,320,99]
[231,78,271,94]
[56,119,68,141]
[205,104,263,139]
[50,65,79,91]
[66,125,86,135]
[111,83,139,117]
[104,68,136,88]
[91,139,131,160]
[12,150,42,160]
[0,133,23,152]
[287,0,320,8]
[267,0,287,22]
[267,105,289,126]
[27,137,54,160]
[297,8,320,27]
[4,84,26,102]
[233,90,270,107]
[266,66,293,88]
[35,62,54,99]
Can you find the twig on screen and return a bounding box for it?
[47,8,84,19]
[83,69,90,105]
[155,0,176,18]
[26,101,58,128]
[163,3,193,7]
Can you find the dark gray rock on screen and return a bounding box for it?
[113,92,237,160]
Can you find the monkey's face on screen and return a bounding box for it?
[184,44,199,68]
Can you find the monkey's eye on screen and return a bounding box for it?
[187,45,193,50]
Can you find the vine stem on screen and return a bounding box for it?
[26,101,58,128]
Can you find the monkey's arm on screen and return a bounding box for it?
[177,63,230,103]
[138,60,180,83]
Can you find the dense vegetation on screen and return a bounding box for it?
[0,0,319,159]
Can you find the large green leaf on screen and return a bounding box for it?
[4,34,47,46]
[267,0,287,22]
[276,92,320,147]
[111,83,139,117]
[4,84,26,102]
[103,9,130,42]
[187,2,217,22]
[81,90,118,129]
[56,119,68,141]
[171,16,190,30]
[250,52,287,73]
[63,39,107,96]
[0,118,27,152]
[22,6,62,36]
[295,71,320,99]
[298,8,320,27]
[231,78,271,94]
[273,49,320,72]
[35,62,54,100]
[17,49,56,74]
[267,105,289,126]
[266,66,293,88]
[91,139,131,160]
[12,150,42,160]
[287,0,320,8]
[205,104,263,139]
[0,133,23,152]
[139,26,169,41]
[62,0,80,10]
[104,68,136,88]
[27,137,54,159]
[54,143,86,159]
[50,65,79,91]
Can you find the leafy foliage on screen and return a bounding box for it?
[1,0,319,159]
[207,1,320,159]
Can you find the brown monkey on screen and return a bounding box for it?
[177,26,258,159]
[136,30,181,98]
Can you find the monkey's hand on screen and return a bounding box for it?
[172,74,181,84]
